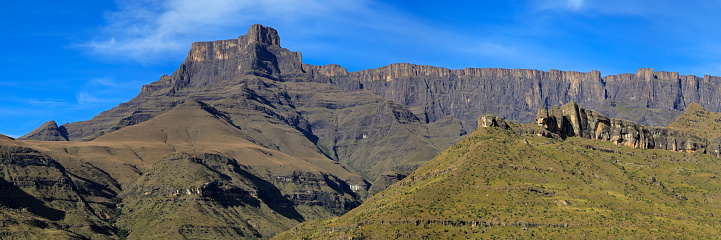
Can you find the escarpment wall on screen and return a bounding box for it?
[311,64,721,132]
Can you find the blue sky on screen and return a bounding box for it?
[3,0,721,137]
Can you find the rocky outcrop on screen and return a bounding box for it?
[478,114,510,129]
[18,120,68,141]
[529,102,721,157]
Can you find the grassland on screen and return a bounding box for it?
[278,126,721,239]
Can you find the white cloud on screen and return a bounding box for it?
[84,0,368,62]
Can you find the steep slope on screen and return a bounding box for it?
[13,24,469,238]
[279,116,721,239]
[0,137,118,238]
[117,153,306,239]
[22,24,465,187]
[51,41,719,140]
[26,99,365,238]
[316,65,721,130]
[285,81,465,189]
[55,24,307,141]
[18,121,68,141]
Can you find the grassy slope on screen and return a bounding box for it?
[278,126,721,239]
[0,136,117,239]
[668,102,721,140]
[116,153,298,239]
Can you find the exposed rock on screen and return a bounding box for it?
[57,24,306,141]
[317,64,721,133]
[18,120,68,141]
[246,23,281,46]
[533,102,721,157]
[478,114,510,129]
[26,25,721,144]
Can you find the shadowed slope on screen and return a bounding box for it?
[0,137,117,238]
[23,99,363,238]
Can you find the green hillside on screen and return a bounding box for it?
[278,124,721,239]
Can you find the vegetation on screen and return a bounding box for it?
[278,126,721,239]
[668,103,721,139]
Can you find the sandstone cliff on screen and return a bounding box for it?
[496,101,721,157]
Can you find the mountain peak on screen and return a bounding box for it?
[18,120,68,141]
[244,24,280,46]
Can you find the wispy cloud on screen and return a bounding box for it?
[27,99,68,107]
[83,0,369,62]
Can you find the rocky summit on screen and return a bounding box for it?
[9,24,721,239]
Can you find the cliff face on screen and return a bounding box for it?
[35,25,721,141]
[304,64,721,132]
[529,102,721,157]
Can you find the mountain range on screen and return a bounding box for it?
[5,24,721,239]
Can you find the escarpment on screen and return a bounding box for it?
[30,24,721,141]
[308,64,721,132]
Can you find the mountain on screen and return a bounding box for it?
[21,97,366,238]
[9,24,466,238]
[18,120,68,141]
[278,104,721,239]
[14,23,721,239]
